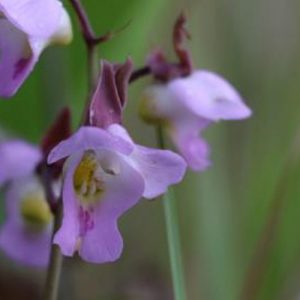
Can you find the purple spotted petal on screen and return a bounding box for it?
[79,151,145,263]
[0,0,72,97]
[0,180,51,267]
[0,0,63,38]
[55,150,145,263]
[168,70,252,121]
[48,126,133,164]
[0,140,41,185]
[0,18,38,97]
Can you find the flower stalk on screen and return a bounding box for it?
[69,0,99,92]
[156,126,187,300]
[43,202,63,300]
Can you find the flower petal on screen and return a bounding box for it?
[0,140,41,185]
[169,120,211,171]
[168,70,252,121]
[53,153,82,256]
[79,218,123,264]
[0,220,51,267]
[0,0,72,97]
[48,6,73,45]
[0,180,51,267]
[0,0,64,38]
[106,123,134,144]
[0,19,36,97]
[131,146,187,199]
[79,151,145,263]
[48,126,134,164]
[87,59,133,128]
[107,124,186,198]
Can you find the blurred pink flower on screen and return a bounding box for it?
[141,70,252,171]
[0,140,53,267]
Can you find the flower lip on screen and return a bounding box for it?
[54,148,146,263]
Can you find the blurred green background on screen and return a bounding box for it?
[1,0,300,299]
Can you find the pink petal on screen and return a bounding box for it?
[48,126,133,164]
[169,70,252,121]
[169,120,211,171]
[53,153,82,256]
[0,0,62,38]
[79,151,145,263]
[107,124,187,198]
[0,180,51,267]
[0,0,72,97]
[132,145,186,199]
[0,220,51,267]
[0,19,37,97]
[0,140,41,185]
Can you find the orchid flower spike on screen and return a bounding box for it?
[47,59,187,264]
[140,14,252,171]
[0,140,53,266]
[0,0,73,98]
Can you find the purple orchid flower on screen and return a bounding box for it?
[140,14,251,171]
[0,140,53,267]
[141,70,252,171]
[0,0,72,98]
[48,124,186,263]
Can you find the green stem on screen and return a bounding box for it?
[156,126,187,300]
[43,204,63,300]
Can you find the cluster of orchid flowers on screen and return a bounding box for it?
[0,0,251,269]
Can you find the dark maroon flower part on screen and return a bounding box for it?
[41,107,72,158]
[147,12,192,82]
[85,58,133,128]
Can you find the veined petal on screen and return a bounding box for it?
[79,151,145,263]
[48,126,134,164]
[168,70,252,121]
[0,140,41,185]
[0,0,65,38]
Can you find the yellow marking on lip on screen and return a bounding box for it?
[73,150,105,205]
